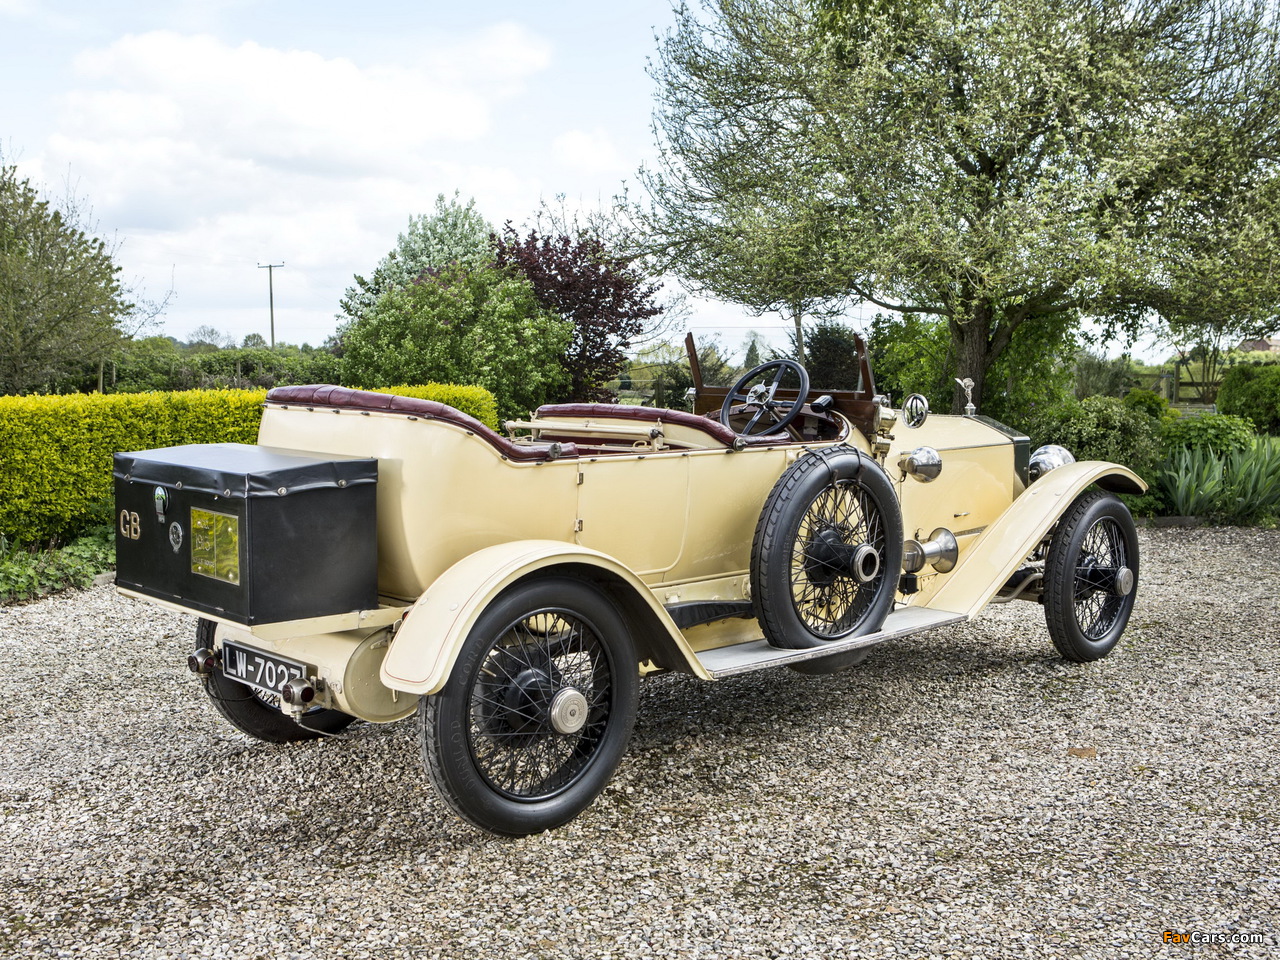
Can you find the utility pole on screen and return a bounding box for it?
[257,262,285,348]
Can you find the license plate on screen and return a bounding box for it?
[221,641,307,696]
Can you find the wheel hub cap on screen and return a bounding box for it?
[549,687,589,735]
[1112,566,1134,597]
[804,527,880,587]
[851,543,881,584]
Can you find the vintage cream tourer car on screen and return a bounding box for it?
[114,334,1144,835]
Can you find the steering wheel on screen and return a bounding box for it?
[719,359,811,437]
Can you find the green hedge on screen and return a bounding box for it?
[380,383,499,429]
[1218,365,1280,435]
[1160,412,1256,454]
[0,390,266,545]
[0,383,497,545]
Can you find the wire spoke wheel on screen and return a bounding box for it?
[1071,518,1128,640]
[468,609,613,801]
[1044,490,1139,662]
[789,479,887,637]
[752,448,903,672]
[421,578,638,836]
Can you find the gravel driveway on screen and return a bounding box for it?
[2,526,1277,959]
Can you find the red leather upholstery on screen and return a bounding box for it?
[265,385,578,463]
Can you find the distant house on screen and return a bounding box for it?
[1237,337,1280,353]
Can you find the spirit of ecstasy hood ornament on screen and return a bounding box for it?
[955,378,976,416]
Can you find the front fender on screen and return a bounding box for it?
[926,461,1146,618]
[379,540,707,696]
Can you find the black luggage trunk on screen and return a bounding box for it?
[114,444,377,625]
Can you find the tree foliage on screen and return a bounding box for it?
[91,336,340,393]
[1146,175,1280,402]
[0,165,133,395]
[1218,364,1280,434]
[785,318,863,391]
[339,263,573,420]
[493,226,665,402]
[338,192,494,328]
[643,0,1280,412]
[1073,348,1137,400]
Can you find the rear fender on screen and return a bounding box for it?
[926,461,1146,618]
[380,540,708,696]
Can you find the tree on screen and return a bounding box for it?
[1145,176,1280,402]
[643,0,1280,412]
[186,325,235,351]
[339,263,573,420]
[787,318,863,391]
[493,225,665,402]
[339,192,493,328]
[241,332,269,349]
[741,332,765,371]
[1073,348,1137,400]
[0,165,133,394]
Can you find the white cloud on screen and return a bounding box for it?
[26,25,555,345]
[66,29,549,173]
[552,128,624,176]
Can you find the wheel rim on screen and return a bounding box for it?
[790,479,888,638]
[1072,516,1132,641]
[467,607,614,802]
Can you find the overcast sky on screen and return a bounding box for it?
[2,0,1155,363]
[1,0,812,355]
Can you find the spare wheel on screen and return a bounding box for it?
[750,446,903,673]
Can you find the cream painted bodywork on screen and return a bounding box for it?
[885,416,1021,608]
[173,400,1144,718]
[927,460,1144,618]
[254,407,857,598]
[379,540,711,695]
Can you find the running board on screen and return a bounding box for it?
[694,606,967,679]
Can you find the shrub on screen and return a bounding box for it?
[1023,396,1163,478]
[1073,348,1137,399]
[1123,388,1168,419]
[1156,447,1226,517]
[1220,437,1280,523]
[1218,364,1280,434]
[1160,413,1256,454]
[340,263,573,421]
[1156,438,1280,522]
[0,384,500,546]
[0,526,115,604]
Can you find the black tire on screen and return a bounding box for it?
[197,619,356,743]
[785,647,873,675]
[751,447,903,672]
[420,578,639,837]
[1043,490,1139,662]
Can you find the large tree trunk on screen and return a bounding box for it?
[791,299,805,363]
[948,299,1018,415]
[949,302,993,415]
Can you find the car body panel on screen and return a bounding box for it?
[379,539,710,696]
[927,461,1145,617]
